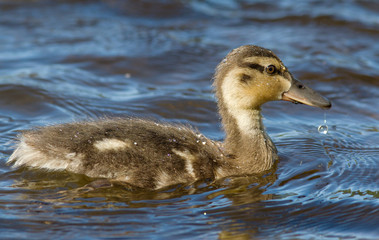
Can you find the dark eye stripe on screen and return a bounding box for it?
[240,63,265,73]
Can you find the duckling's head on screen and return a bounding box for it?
[214,45,331,112]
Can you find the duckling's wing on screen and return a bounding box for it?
[8,118,220,189]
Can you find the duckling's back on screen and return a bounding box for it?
[8,118,222,189]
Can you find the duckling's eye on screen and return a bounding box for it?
[266,65,277,74]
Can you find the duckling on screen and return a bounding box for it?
[8,45,331,190]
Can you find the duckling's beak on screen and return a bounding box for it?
[282,78,332,109]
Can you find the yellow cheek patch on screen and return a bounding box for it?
[244,76,291,104]
[222,67,292,109]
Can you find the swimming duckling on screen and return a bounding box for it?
[8,45,331,190]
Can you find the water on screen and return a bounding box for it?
[0,0,378,239]
[318,113,328,134]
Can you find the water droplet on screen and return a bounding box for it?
[134,142,138,146]
[202,141,206,145]
[318,112,328,134]
[196,140,200,143]
[318,125,328,134]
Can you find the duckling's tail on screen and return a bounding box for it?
[8,137,83,172]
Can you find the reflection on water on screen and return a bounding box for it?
[0,0,378,239]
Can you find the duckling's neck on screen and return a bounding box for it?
[220,107,277,176]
